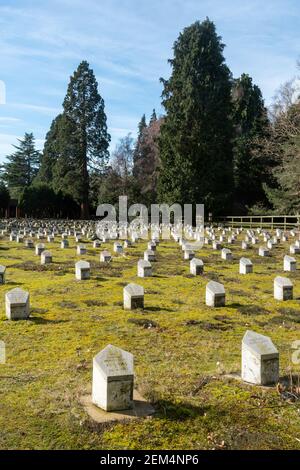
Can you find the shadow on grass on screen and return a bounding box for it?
[237,304,270,315]
[145,306,174,312]
[226,302,243,308]
[29,317,69,324]
[154,399,210,421]
[6,281,24,286]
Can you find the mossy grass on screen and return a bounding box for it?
[0,234,299,449]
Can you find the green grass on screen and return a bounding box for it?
[0,233,299,449]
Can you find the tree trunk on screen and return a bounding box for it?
[80,200,89,219]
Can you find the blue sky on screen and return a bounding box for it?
[0,0,299,161]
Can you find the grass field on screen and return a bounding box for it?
[0,232,299,450]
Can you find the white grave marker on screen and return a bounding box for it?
[242,330,279,385]
[92,344,134,411]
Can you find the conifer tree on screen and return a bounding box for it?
[133,114,147,179]
[149,109,157,125]
[63,61,110,218]
[158,19,234,214]
[1,133,40,198]
[232,73,270,209]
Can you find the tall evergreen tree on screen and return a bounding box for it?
[158,19,234,214]
[63,61,110,218]
[149,109,157,125]
[133,114,147,179]
[232,74,270,209]
[37,115,63,183]
[1,133,40,198]
[0,181,10,215]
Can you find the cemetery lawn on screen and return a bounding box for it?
[0,236,300,450]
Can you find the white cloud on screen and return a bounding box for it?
[0,117,21,123]
[9,103,61,116]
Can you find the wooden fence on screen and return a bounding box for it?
[214,215,300,230]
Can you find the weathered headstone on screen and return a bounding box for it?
[190,258,204,275]
[61,239,69,249]
[35,243,45,256]
[144,250,156,262]
[92,344,134,411]
[205,281,225,307]
[221,248,232,261]
[212,241,221,250]
[241,330,279,385]
[75,260,90,280]
[41,251,52,265]
[124,239,132,248]
[5,288,30,320]
[283,255,296,272]
[77,244,87,255]
[274,276,293,301]
[239,257,253,274]
[259,246,269,257]
[114,242,123,254]
[100,251,111,262]
[290,244,300,255]
[25,239,34,248]
[123,283,144,309]
[137,260,152,278]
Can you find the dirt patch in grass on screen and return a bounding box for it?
[204,272,220,281]
[183,320,232,331]
[84,300,107,307]
[277,307,300,321]
[173,298,184,305]
[128,318,158,328]
[57,301,80,309]
[90,315,104,321]
[229,289,247,296]
[237,304,270,316]
[30,307,48,314]
[269,309,300,326]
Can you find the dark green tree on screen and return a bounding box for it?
[37,115,63,183]
[1,133,40,198]
[37,113,82,204]
[232,73,270,210]
[0,181,10,215]
[63,61,110,218]
[133,114,147,179]
[149,109,157,125]
[158,19,234,214]
[18,183,80,218]
[19,183,58,218]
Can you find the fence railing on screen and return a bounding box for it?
[214,215,300,230]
